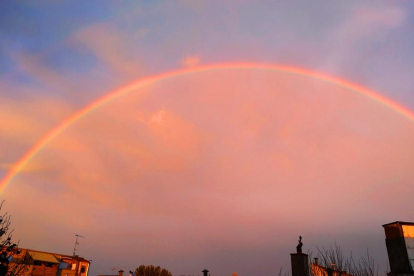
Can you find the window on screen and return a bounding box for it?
[81,266,86,273]
[59,262,69,269]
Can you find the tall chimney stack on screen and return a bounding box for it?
[383,221,414,276]
[291,236,309,276]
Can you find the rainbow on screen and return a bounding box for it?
[1,62,414,193]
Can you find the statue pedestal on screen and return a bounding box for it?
[291,253,309,276]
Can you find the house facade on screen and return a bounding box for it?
[9,249,90,276]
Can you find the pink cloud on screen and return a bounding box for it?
[353,6,406,29]
[180,55,201,67]
[148,109,166,124]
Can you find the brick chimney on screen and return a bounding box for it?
[118,270,124,276]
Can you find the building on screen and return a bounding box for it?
[289,221,414,276]
[9,249,91,276]
[383,221,414,276]
[310,258,354,276]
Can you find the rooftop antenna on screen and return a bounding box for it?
[73,234,85,256]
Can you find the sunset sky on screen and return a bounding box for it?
[1,1,414,276]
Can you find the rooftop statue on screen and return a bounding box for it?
[296,236,303,253]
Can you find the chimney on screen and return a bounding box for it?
[383,221,414,275]
[291,236,309,276]
[313,258,319,266]
[291,253,309,276]
[118,270,124,276]
[202,269,209,276]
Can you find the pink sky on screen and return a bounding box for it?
[2,69,414,276]
[2,1,414,276]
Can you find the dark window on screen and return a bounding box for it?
[81,266,86,273]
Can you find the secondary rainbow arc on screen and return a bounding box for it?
[1,62,414,193]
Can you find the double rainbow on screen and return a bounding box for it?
[1,63,414,192]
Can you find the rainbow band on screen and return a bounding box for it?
[1,62,414,193]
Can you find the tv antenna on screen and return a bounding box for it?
[73,234,85,256]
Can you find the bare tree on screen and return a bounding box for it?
[309,244,382,276]
[346,249,379,276]
[0,201,31,276]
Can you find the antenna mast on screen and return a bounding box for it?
[73,234,85,256]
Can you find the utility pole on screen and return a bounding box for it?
[73,234,85,256]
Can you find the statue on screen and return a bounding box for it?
[296,236,303,253]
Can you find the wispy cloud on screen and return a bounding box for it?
[68,22,145,77]
[320,4,407,76]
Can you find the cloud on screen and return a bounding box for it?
[68,22,145,77]
[0,95,75,170]
[352,6,406,29]
[148,109,166,124]
[333,5,406,44]
[8,51,74,94]
[320,4,407,75]
[180,55,201,67]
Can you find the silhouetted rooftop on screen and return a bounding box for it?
[382,221,414,227]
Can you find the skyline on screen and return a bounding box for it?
[1,1,414,276]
